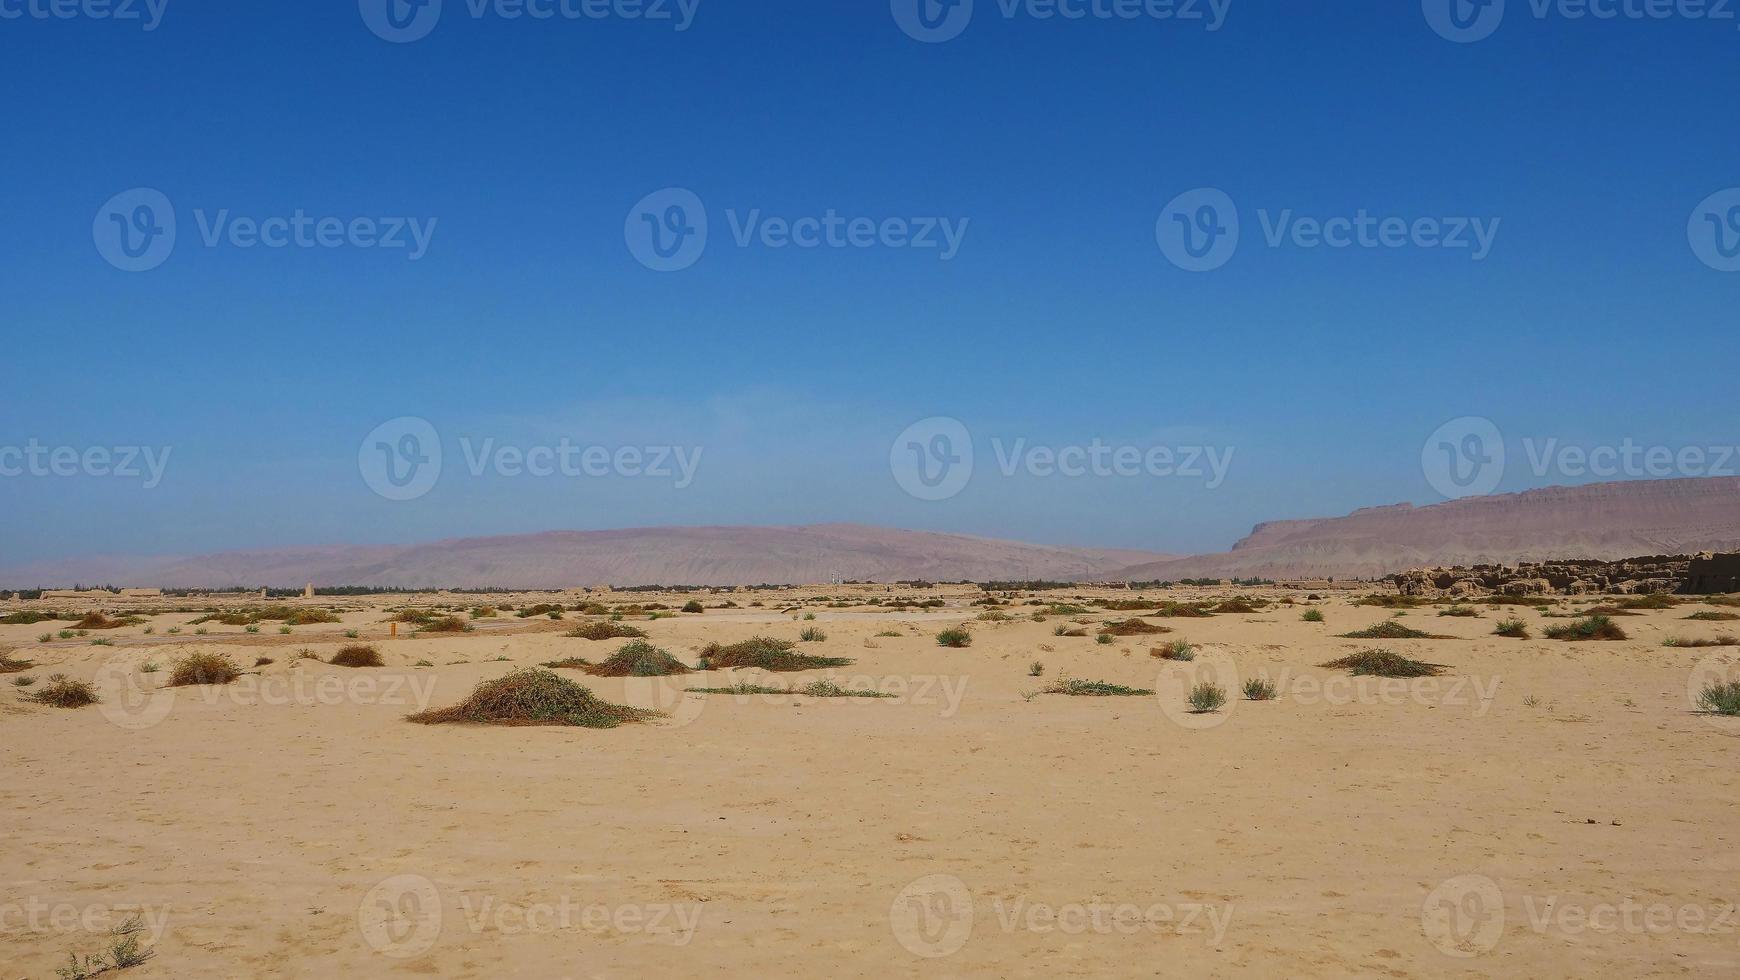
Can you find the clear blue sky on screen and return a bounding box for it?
[2,0,1737,564]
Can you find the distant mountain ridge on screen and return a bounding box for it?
[1112,477,1740,582]
[0,524,1170,590]
[8,478,1739,589]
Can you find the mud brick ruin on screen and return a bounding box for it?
[1394,552,1740,597]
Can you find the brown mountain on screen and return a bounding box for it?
[1112,477,1740,582]
[0,524,1170,590]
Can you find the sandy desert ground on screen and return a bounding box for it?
[3,585,1738,978]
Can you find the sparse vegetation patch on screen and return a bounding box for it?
[409,668,655,728]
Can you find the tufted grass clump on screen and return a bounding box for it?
[169,652,242,686]
[1697,681,1740,716]
[1320,649,1444,678]
[798,627,827,642]
[696,636,853,672]
[1543,615,1628,642]
[409,668,655,728]
[1243,678,1278,701]
[1685,611,1740,622]
[23,674,99,708]
[416,616,472,634]
[1438,605,1480,617]
[1301,608,1324,623]
[1152,639,1195,661]
[584,639,691,677]
[1494,618,1530,638]
[565,620,648,641]
[330,645,384,668]
[1663,636,1738,648]
[1187,682,1227,713]
[935,627,972,648]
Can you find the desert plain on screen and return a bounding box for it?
[2,584,1738,978]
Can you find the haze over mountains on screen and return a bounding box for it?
[0,525,1168,590]
[6,478,1737,589]
[1117,477,1740,582]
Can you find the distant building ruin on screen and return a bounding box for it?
[1394,553,1739,597]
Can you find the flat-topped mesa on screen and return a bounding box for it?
[1391,554,1738,598]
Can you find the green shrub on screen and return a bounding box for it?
[1044,676,1154,697]
[23,674,100,708]
[1301,609,1324,623]
[330,645,384,668]
[696,636,853,672]
[1543,616,1628,641]
[169,652,242,686]
[1697,681,1740,716]
[1494,618,1529,638]
[1187,682,1227,713]
[799,627,827,642]
[1243,678,1278,700]
[565,621,648,641]
[935,627,972,648]
[1340,621,1443,640]
[585,640,691,677]
[800,680,895,699]
[1153,640,1195,661]
[1319,649,1443,678]
[409,669,655,728]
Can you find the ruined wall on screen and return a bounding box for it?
[1392,555,1716,597]
[1687,553,1740,594]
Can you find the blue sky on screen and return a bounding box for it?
[2,0,1737,565]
